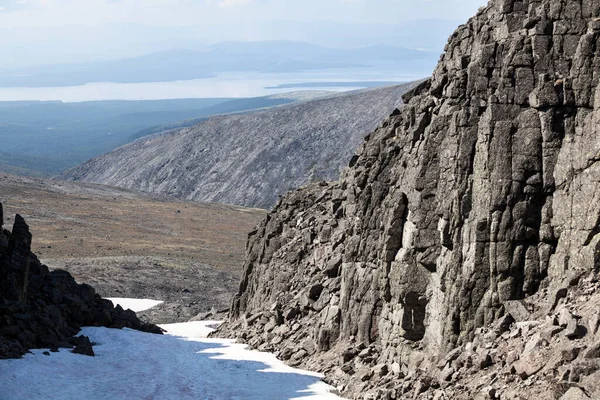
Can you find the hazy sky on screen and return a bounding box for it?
[0,0,488,27]
[0,0,488,68]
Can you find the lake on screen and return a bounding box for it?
[0,69,428,102]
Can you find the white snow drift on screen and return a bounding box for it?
[0,320,344,400]
[107,297,164,313]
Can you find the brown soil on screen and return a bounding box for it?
[0,173,266,322]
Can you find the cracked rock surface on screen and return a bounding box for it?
[215,0,600,398]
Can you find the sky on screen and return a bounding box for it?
[0,0,488,27]
[0,0,489,68]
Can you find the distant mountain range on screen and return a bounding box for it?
[62,83,420,209]
[0,41,439,87]
[0,20,461,70]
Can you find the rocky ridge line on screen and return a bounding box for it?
[0,202,162,359]
[215,0,600,398]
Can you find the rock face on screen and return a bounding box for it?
[216,0,600,398]
[62,84,419,209]
[0,204,162,359]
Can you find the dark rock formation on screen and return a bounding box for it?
[62,84,419,209]
[0,205,162,359]
[216,0,600,398]
[70,335,95,357]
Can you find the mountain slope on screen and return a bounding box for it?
[63,83,420,209]
[215,0,600,398]
[0,95,312,177]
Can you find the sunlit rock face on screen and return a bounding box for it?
[217,0,600,397]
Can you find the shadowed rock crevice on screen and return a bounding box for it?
[400,291,426,341]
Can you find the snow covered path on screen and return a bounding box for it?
[0,320,345,400]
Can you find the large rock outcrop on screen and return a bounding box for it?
[0,203,162,359]
[216,0,600,398]
[62,84,419,209]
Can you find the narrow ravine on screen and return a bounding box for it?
[0,299,344,400]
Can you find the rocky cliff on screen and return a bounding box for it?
[0,203,161,358]
[215,0,600,398]
[62,84,418,209]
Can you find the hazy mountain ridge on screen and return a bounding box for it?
[0,21,461,70]
[0,41,438,87]
[63,83,420,209]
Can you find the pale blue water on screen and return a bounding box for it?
[0,69,428,102]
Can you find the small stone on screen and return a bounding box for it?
[285,306,301,321]
[271,335,283,345]
[478,352,493,370]
[360,370,374,382]
[245,313,262,326]
[358,348,371,358]
[292,349,308,361]
[341,348,357,363]
[513,355,543,380]
[503,301,530,322]
[341,363,354,374]
[523,333,545,356]
[561,347,581,362]
[565,319,582,339]
[495,313,515,334]
[279,347,294,360]
[559,387,591,400]
[440,364,455,381]
[302,338,316,355]
[71,336,95,357]
[583,342,600,359]
[299,293,314,309]
[588,312,600,335]
[371,364,388,378]
[558,307,576,328]
[540,324,564,341]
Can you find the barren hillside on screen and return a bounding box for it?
[63,83,420,209]
[0,174,265,322]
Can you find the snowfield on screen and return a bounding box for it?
[0,314,345,399]
[107,297,164,312]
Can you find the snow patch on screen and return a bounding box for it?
[0,321,345,400]
[160,320,223,339]
[106,297,163,312]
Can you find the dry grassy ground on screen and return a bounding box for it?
[0,174,266,322]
